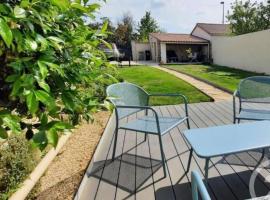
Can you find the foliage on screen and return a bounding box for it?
[0,135,39,199]
[137,11,160,41]
[0,0,117,150]
[114,12,136,50]
[89,17,116,44]
[165,65,264,92]
[118,66,211,105]
[227,0,270,35]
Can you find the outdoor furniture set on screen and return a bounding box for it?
[106,76,270,200]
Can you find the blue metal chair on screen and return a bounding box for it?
[233,76,270,123]
[191,171,211,200]
[106,82,190,177]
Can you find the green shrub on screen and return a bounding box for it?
[0,0,117,149]
[0,135,39,200]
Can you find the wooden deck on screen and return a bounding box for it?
[75,101,270,200]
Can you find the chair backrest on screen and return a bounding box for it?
[106,82,149,107]
[238,76,270,103]
[106,83,149,119]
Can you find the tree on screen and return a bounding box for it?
[0,0,116,149]
[114,12,136,50]
[138,11,160,41]
[227,0,270,35]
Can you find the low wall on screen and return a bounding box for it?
[212,29,270,74]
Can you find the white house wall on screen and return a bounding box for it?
[131,41,151,61]
[212,29,270,74]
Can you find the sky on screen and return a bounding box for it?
[94,0,266,33]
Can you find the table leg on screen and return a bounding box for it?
[255,148,265,169]
[204,158,210,182]
[186,148,193,173]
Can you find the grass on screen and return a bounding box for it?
[164,64,264,93]
[118,66,212,105]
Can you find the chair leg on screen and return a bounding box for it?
[237,119,241,124]
[144,133,148,142]
[233,117,236,124]
[186,148,193,173]
[204,158,210,182]
[186,118,191,129]
[158,134,167,177]
[112,128,119,161]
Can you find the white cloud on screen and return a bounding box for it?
[94,0,266,33]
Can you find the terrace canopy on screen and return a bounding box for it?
[149,33,210,63]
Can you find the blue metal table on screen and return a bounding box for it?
[184,121,270,181]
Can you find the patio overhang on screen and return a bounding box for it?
[150,33,210,63]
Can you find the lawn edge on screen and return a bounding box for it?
[162,66,234,94]
[148,66,214,103]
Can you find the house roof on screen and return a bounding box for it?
[192,23,231,36]
[150,33,209,43]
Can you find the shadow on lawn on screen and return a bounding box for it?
[204,65,265,79]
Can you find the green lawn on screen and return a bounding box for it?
[165,65,264,93]
[118,66,212,105]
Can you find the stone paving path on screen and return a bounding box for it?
[155,66,232,102]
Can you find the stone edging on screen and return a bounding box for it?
[162,66,233,94]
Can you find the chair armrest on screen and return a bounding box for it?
[149,93,189,117]
[116,105,161,133]
[191,171,211,200]
[233,90,239,97]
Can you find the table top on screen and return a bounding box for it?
[184,121,270,158]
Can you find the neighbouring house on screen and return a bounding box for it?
[131,23,230,64]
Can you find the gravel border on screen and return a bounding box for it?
[32,111,110,200]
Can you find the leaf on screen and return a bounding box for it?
[48,36,64,43]
[0,18,13,47]
[11,79,21,96]
[35,90,55,108]
[37,61,48,78]
[62,91,76,111]
[101,20,108,33]
[25,38,38,51]
[40,113,48,126]
[26,92,38,115]
[2,115,21,134]
[14,6,26,18]
[37,80,50,92]
[32,131,47,150]
[53,122,73,130]
[0,126,8,139]
[36,34,48,50]
[86,3,100,12]
[51,0,70,11]
[47,129,58,147]
[5,74,19,83]
[71,3,87,12]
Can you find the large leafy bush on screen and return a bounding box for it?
[0,0,116,149]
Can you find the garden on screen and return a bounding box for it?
[0,0,117,199]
